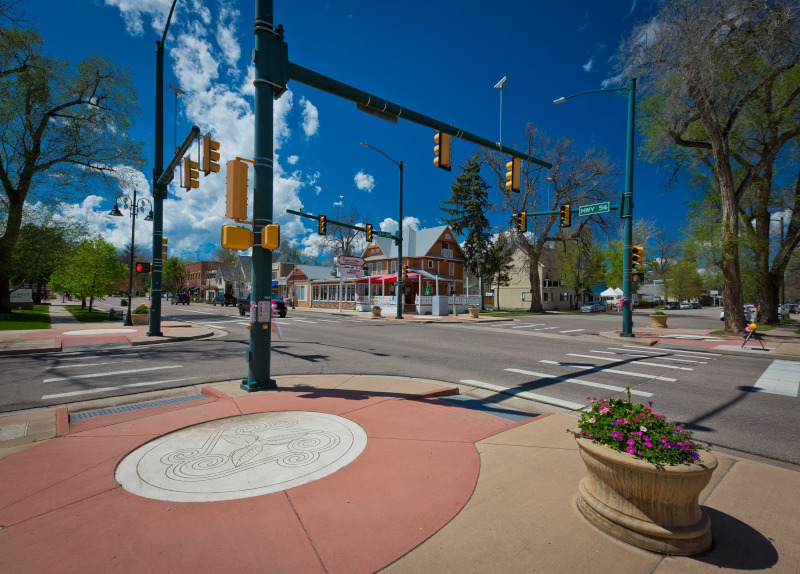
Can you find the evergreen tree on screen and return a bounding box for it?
[438,154,493,281]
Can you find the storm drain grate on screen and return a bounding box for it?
[71,394,207,420]
[439,396,534,423]
[63,342,130,350]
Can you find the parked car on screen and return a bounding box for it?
[580,301,607,313]
[786,303,799,314]
[171,293,190,305]
[691,302,702,309]
[212,293,237,307]
[665,302,680,310]
[680,302,692,310]
[238,297,287,318]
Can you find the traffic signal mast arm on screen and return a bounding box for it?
[156,126,201,187]
[286,209,393,240]
[288,63,552,169]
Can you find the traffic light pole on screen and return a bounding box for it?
[241,0,279,392]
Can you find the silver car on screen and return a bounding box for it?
[581,301,606,313]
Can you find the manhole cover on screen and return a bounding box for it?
[116,411,367,502]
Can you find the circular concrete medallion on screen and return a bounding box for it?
[62,328,138,335]
[116,411,368,502]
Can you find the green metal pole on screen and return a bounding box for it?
[242,0,277,391]
[396,161,404,320]
[148,0,178,337]
[125,188,136,327]
[620,78,636,338]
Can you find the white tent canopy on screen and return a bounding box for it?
[615,288,624,296]
[600,288,618,298]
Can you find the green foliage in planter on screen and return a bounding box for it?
[568,386,709,466]
[651,310,666,315]
[133,303,149,315]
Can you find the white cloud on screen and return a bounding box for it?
[102,0,173,36]
[354,171,375,193]
[379,216,421,234]
[582,57,594,72]
[300,97,319,137]
[625,0,638,19]
[578,12,589,32]
[333,199,343,207]
[287,155,299,165]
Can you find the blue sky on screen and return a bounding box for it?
[32,0,682,261]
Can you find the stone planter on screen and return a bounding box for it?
[649,313,668,328]
[131,313,150,326]
[468,308,479,318]
[371,307,381,318]
[576,438,717,555]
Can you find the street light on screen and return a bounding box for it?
[494,76,509,148]
[109,190,153,326]
[360,142,405,320]
[554,78,637,337]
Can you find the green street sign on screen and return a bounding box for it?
[578,202,610,217]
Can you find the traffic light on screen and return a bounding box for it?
[261,223,280,251]
[505,158,521,192]
[631,245,644,270]
[182,156,199,189]
[225,159,248,220]
[161,237,168,261]
[201,134,221,175]
[318,215,327,235]
[402,264,408,280]
[632,272,645,283]
[221,225,254,251]
[365,223,373,242]
[135,262,151,273]
[434,132,452,171]
[559,204,572,228]
[515,211,527,233]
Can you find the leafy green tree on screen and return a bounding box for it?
[0,21,144,313]
[116,240,149,295]
[162,257,187,295]
[483,231,516,310]
[615,0,800,333]
[439,154,494,283]
[558,232,605,308]
[50,236,126,310]
[10,208,86,301]
[212,246,238,263]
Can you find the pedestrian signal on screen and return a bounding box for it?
[135,262,151,273]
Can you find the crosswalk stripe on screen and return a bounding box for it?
[43,365,182,383]
[748,360,800,397]
[533,327,558,331]
[618,345,719,358]
[539,361,677,382]
[42,378,196,400]
[505,368,654,396]
[291,319,317,323]
[511,324,546,329]
[559,329,585,333]
[566,353,693,371]
[48,360,137,370]
[459,379,585,411]
[591,350,706,364]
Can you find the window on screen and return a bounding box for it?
[368,263,373,275]
[391,260,396,274]
[442,241,450,250]
[449,262,454,276]
[560,292,569,302]
[295,285,307,301]
[428,260,433,269]
[376,262,382,274]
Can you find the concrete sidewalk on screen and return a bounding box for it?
[0,375,798,573]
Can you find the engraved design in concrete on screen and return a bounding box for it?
[116,411,368,502]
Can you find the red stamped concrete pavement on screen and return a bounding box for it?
[0,385,541,574]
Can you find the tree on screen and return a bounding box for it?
[480,124,617,312]
[9,208,86,301]
[212,246,238,263]
[162,257,186,295]
[116,240,149,295]
[49,236,126,311]
[0,21,144,313]
[648,227,680,303]
[483,231,516,310]
[601,219,659,291]
[616,0,800,333]
[439,153,496,304]
[324,205,366,257]
[558,230,605,308]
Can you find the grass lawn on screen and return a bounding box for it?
[553,308,581,313]
[66,305,113,323]
[0,305,51,330]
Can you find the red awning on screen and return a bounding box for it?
[362,273,420,283]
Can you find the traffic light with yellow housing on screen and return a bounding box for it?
[505,158,521,192]
[318,215,327,235]
[515,211,527,233]
[261,223,280,251]
[631,245,644,270]
[559,204,572,228]
[161,237,168,261]
[182,156,199,189]
[221,225,254,251]
[365,223,373,242]
[434,132,452,171]
[402,264,408,281]
[225,160,248,220]
[201,134,221,175]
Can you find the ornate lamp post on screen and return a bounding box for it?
[109,190,153,326]
[360,142,405,320]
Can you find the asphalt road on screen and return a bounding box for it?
[2,301,797,467]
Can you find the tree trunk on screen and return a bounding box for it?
[0,193,26,315]
[527,262,543,313]
[719,182,745,334]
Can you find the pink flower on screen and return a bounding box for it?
[588,417,596,424]
[627,439,635,446]
[645,442,653,448]
[626,447,635,454]
[640,426,647,432]
[579,429,584,434]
